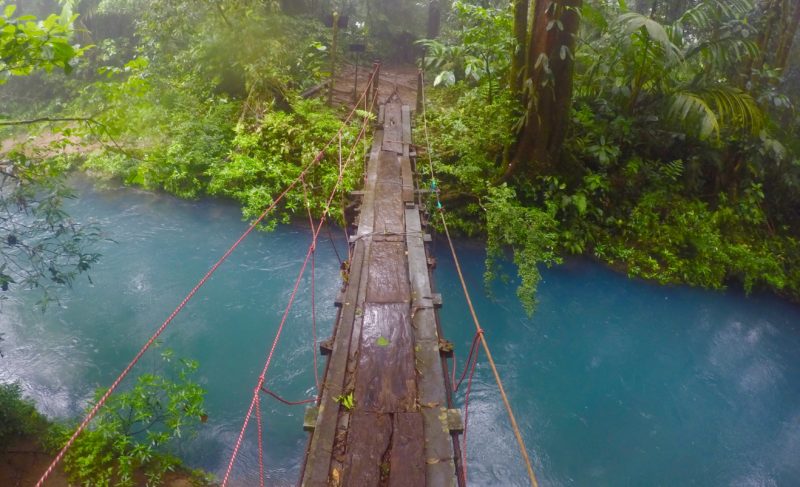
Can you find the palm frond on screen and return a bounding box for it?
[680,0,755,30]
[684,37,760,71]
[667,86,764,139]
[618,12,682,64]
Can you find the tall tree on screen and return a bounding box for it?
[428,0,442,38]
[509,0,529,96]
[503,0,582,180]
[776,0,800,69]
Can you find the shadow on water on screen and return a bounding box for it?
[1,181,799,486]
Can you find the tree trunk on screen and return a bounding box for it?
[776,0,800,69]
[667,0,688,23]
[754,0,782,71]
[510,0,529,97]
[427,0,442,38]
[504,0,582,181]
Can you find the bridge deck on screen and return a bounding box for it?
[301,99,459,486]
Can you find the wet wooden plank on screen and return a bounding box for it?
[357,131,383,237]
[342,412,392,486]
[401,156,414,203]
[388,412,426,487]
[373,187,404,235]
[383,103,404,154]
[421,407,456,486]
[405,204,456,485]
[302,239,369,487]
[354,303,417,412]
[402,105,412,157]
[366,241,410,303]
[378,151,401,180]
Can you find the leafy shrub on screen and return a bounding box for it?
[52,352,208,487]
[0,382,48,448]
[208,97,367,226]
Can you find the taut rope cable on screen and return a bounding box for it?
[35,64,381,487]
[418,70,540,487]
[301,176,321,394]
[255,394,265,487]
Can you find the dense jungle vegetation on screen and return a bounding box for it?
[4,0,800,317]
[1,0,799,483]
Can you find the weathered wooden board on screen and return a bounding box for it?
[401,156,414,203]
[378,151,401,180]
[373,187,404,235]
[406,204,456,485]
[354,303,417,413]
[342,412,392,486]
[301,239,369,487]
[389,412,426,487]
[383,103,404,154]
[366,241,410,303]
[357,131,384,237]
[402,105,412,157]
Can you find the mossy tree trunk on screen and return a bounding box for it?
[503,0,582,181]
[509,0,529,97]
[776,0,800,70]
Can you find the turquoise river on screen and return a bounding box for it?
[1,180,799,486]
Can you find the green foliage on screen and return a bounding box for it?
[54,352,208,487]
[208,97,366,226]
[422,84,516,234]
[593,189,793,294]
[485,184,561,315]
[0,3,86,83]
[421,0,800,309]
[0,382,48,448]
[420,0,512,98]
[0,154,101,307]
[335,392,354,410]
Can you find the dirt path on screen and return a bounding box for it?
[0,438,201,486]
[330,63,419,109]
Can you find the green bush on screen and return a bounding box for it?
[0,382,48,448]
[52,352,208,487]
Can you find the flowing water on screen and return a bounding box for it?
[1,179,799,486]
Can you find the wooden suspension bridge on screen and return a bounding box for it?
[300,91,462,486]
[35,64,537,487]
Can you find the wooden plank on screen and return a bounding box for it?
[405,205,457,485]
[378,104,385,125]
[401,156,414,203]
[388,413,426,487]
[401,105,412,157]
[366,241,410,303]
[342,412,392,486]
[353,303,417,413]
[301,239,369,487]
[373,187,404,235]
[357,131,383,237]
[378,151,400,180]
[382,103,404,154]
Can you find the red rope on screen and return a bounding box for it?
[260,387,317,406]
[220,80,378,486]
[301,178,321,394]
[35,64,381,487]
[453,331,482,393]
[255,392,265,487]
[461,335,481,487]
